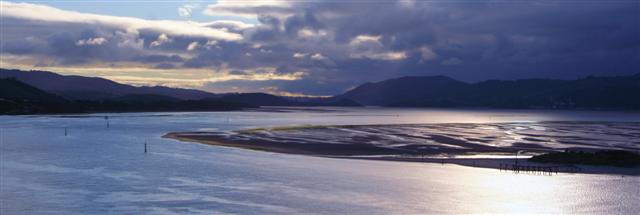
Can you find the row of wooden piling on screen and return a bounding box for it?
[499,163,581,175]
[500,164,558,175]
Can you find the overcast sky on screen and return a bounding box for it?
[1,0,638,96]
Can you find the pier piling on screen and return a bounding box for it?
[500,163,574,175]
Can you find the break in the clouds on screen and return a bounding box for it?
[1,1,639,96]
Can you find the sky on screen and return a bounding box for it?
[1,0,639,96]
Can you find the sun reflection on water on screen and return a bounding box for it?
[460,168,564,214]
[382,163,602,214]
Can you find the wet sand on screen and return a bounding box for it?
[164,122,640,175]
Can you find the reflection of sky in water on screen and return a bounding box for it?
[1,108,639,214]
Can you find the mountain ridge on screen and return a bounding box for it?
[336,73,640,110]
[3,68,638,111]
[0,78,80,114]
[0,69,218,100]
[0,69,360,108]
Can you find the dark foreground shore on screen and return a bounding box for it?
[164,130,640,176]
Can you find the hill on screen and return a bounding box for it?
[0,79,252,114]
[0,78,79,114]
[0,69,218,100]
[337,76,469,106]
[0,69,360,108]
[336,74,640,110]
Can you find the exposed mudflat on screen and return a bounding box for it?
[166,122,640,157]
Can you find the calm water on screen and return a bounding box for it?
[1,108,639,214]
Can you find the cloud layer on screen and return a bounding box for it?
[2,1,638,96]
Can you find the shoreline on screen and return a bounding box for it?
[163,132,640,176]
[324,156,639,176]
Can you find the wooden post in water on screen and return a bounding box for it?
[144,141,147,153]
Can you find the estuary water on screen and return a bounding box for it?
[1,107,639,214]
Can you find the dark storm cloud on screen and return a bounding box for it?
[306,1,638,81]
[2,1,638,95]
